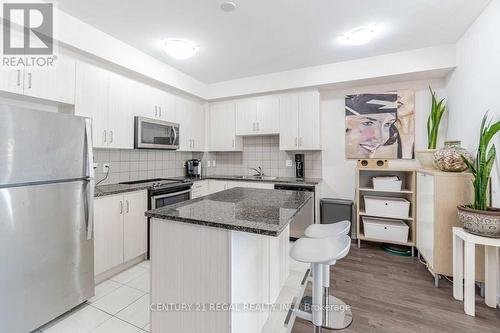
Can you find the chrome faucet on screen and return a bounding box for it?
[250,166,264,177]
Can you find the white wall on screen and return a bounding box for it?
[445,0,500,208]
[444,0,500,305]
[320,79,446,200]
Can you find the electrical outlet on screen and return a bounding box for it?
[286,160,293,167]
[102,163,109,173]
[207,160,211,167]
[213,160,216,167]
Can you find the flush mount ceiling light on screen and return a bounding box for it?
[220,1,237,12]
[340,26,376,46]
[162,39,199,60]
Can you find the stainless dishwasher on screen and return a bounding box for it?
[274,183,315,239]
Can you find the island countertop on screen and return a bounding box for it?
[145,187,313,236]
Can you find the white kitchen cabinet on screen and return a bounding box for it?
[0,32,23,94]
[279,90,321,150]
[208,180,274,194]
[23,49,76,104]
[177,98,205,151]
[75,62,109,148]
[123,191,148,262]
[94,190,148,277]
[135,82,168,121]
[0,66,23,94]
[94,194,124,276]
[209,101,243,151]
[235,96,279,136]
[76,62,135,149]
[107,72,135,149]
[192,180,209,198]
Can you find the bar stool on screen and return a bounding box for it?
[290,234,351,333]
[304,221,352,330]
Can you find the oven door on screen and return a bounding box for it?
[151,189,192,209]
[135,116,180,150]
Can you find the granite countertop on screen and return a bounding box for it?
[145,187,313,236]
[95,175,321,198]
[171,175,322,185]
[94,182,152,197]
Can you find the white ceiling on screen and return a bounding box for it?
[57,0,490,84]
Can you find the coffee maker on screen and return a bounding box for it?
[295,154,305,179]
[186,159,202,178]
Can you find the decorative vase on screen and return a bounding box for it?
[458,205,500,238]
[433,141,472,172]
[416,149,437,169]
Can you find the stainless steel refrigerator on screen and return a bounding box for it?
[0,105,95,333]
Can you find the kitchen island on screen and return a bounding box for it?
[145,187,314,333]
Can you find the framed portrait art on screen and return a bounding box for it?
[345,91,415,159]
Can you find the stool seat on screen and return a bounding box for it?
[305,221,350,238]
[290,234,351,264]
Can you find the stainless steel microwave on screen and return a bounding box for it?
[134,116,180,150]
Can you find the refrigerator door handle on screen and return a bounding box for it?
[85,119,95,179]
[84,118,95,240]
[85,179,94,240]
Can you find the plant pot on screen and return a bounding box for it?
[433,141,472,172]
[416,149,437,169]
[457,205,500,238]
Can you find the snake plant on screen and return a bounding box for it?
[461,113,500,211]
[427,87,446,149]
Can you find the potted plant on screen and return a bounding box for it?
[458,113,500,237]
[416,87,446,169]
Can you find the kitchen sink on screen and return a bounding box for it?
[230,175,277,181]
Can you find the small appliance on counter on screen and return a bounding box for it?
[186,159,202,178]
[295,153,305,179]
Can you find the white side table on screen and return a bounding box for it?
[453,227,500,316]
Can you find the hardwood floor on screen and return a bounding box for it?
[292,243,500,333]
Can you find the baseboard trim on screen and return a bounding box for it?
[95,254,147,284]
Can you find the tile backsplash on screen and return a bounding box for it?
[94,136,322,185]
[198,136,322,178]
[93,149,192,185]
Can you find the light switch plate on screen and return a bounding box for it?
[207,161,211,167]
[286,160,293,167]
[102,163,109,173]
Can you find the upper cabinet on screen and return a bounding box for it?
[209,101,242,151]
[23,49,76,104]
[75,61,134,149]
[235,95,279,135]
[177,97,205,152]
[279,90,321,151]
[0,41,76,104]
[135,82,177,122]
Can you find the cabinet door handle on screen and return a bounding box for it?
[232,139,235,148]
[299,137,303,146]
[103,130,107,143]
[159,107,162,118]
[155,106,158,117]
[27,72,32,89]
[126,200,129,213]
[119,201,123,214]
[16,69,21,86]
[110,130,113,143]
[295,137,298,147]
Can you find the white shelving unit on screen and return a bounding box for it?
[356,168,417,251]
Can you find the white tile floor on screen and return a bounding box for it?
[35,260,151,333]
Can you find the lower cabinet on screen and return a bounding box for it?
[207,180,274,194]
[94,190,147,276]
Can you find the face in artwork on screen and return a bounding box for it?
[346,112,397,158]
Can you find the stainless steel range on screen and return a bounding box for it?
[119,178,193,258]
